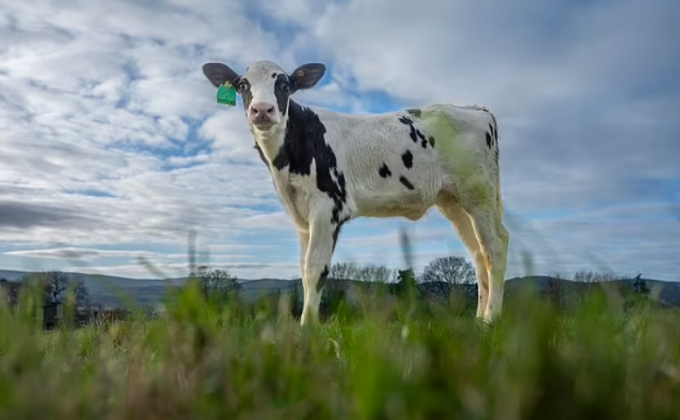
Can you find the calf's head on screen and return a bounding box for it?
[202,60,326,132]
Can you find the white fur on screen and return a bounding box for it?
[213,61,509,325]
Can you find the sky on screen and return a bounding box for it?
[0,0,679,282]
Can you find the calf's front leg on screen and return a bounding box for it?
[299,202,336,326]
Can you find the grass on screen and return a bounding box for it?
[1,279,680,419]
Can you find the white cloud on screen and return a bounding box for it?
[5,247,177,261]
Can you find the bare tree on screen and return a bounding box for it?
[192,265,241,301]
[418,256,476,300]
[328,262,356,280]
[68,278,90,307]
[329,262,397,283]
[30,270,90,307]
[44,270,68,304]
[420,256,476,285]
[572,269,621,283]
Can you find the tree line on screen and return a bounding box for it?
[1,270,91,308]
[2,258,652,317]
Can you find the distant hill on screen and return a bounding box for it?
[0,269,305,308]
[503,276,680,307]
[1,269,678,309]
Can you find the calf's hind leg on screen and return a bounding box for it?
[465,203,509,323]
[436,195,490,319]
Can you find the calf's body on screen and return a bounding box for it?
[202,60,509,325]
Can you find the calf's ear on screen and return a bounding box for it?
[202,63,241,87]
[289,63,326,91]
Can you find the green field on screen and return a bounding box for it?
[1,279,679,420]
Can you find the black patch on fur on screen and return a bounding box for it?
[399,116,417,142]
[379,163,392,178]
[486,114,499,162]
[406,109,422,118]
[398,114,427,147]
[398,116,413,125]
[401,150,413,169]
[317,265,329,293]
[485,132,492,149]
[272,101,348,227]
[274,73,291,116]
[428,136,436,147]
[399,176,414,190]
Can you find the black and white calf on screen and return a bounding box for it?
[202,60,510,325]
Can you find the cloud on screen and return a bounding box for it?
[4,247,182,261]
[0,201,96,229]
[0,0,678,283]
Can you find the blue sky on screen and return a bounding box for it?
[0,0,678,281]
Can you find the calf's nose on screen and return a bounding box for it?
[248,103,276,122]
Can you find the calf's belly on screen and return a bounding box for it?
[353,190,433,221]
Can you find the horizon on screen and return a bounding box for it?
[1,0,678,282]
[0,268,677,284]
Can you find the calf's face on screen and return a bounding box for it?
[202,60,326,132]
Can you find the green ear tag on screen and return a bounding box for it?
[216,83,236,106]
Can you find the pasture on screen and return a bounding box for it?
[0,1,677,419]
[1,278,679,419]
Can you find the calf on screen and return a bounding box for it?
[201,60,509,325]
